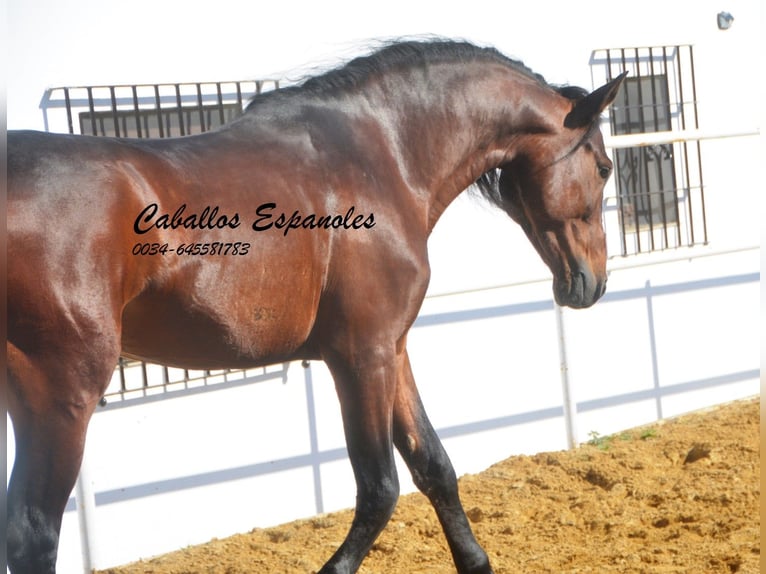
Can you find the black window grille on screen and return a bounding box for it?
[41,79,280,137]
[78,102,244,138]
[591,45,707,256]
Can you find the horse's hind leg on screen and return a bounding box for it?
[6,342,118,574]
[393,350,494,574]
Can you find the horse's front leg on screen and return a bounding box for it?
[318,347,401,574]
[393,350,494,574]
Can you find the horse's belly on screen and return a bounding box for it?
[121,286,317,370]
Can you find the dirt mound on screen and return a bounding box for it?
[101,397,760,574]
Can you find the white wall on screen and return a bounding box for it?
[7,0,761,132]
[5,0,761,572]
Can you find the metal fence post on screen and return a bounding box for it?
[302,360,325,515]
[76,450,98,573]
[555,303,578,449]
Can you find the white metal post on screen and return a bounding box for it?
[75,449,98,573]
[555,303,578,449]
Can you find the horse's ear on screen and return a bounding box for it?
[564,71,628,129]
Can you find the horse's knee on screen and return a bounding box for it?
[7,506,59,574]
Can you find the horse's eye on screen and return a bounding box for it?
[598,165,611,180]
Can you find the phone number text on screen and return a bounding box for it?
[132,242,251,256]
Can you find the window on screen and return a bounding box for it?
[591,45,707,256]
[612,75,678,233]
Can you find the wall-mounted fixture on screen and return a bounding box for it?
[717,11,734,30]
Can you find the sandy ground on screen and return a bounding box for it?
[100,396,760,574]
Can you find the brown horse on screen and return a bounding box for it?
[7,40,624,574]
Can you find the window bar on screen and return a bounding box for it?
[626,131,640,248]
[633,178,643,253]
[141,361,149,390]
[153,85,165,139]
[131,85,143,138]
[606,50,617,134]
[648,48,670,247]
[663,46,683,247]
[640,146,656,251]
[676,47,688,131]
[620,48,630,127]
[196,83,206,133]
[109,86,121,138]
[625,50,642,251]
[118,358,127,393]
[688,46,701,130]
[619,49,644,253]
[675,47,696,245]
[681,143,696,244]
[86,87,98,135]
[617,191,629,256]
[688,46,708,245]
[695,139,708,245]
[634,48,656,251]
[235,82,243,111]
[216,82,226,126]
[606,50,629,255]
[694,176,707,248]
[175,84,185,137]
[660,46,671,127]
[632,47,644,135]
[63,88,74,134]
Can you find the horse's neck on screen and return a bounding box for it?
[236,62,567,233]
[379,64,566,231]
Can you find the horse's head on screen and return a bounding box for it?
[497,74,626,309]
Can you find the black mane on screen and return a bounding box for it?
[244,39,553,112]
[300,40,548,94]
[243,39,590,203]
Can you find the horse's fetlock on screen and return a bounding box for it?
[7,527,58,574]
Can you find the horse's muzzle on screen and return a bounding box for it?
[553,267,606,309]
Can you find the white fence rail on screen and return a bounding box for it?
[603,128,759,148]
